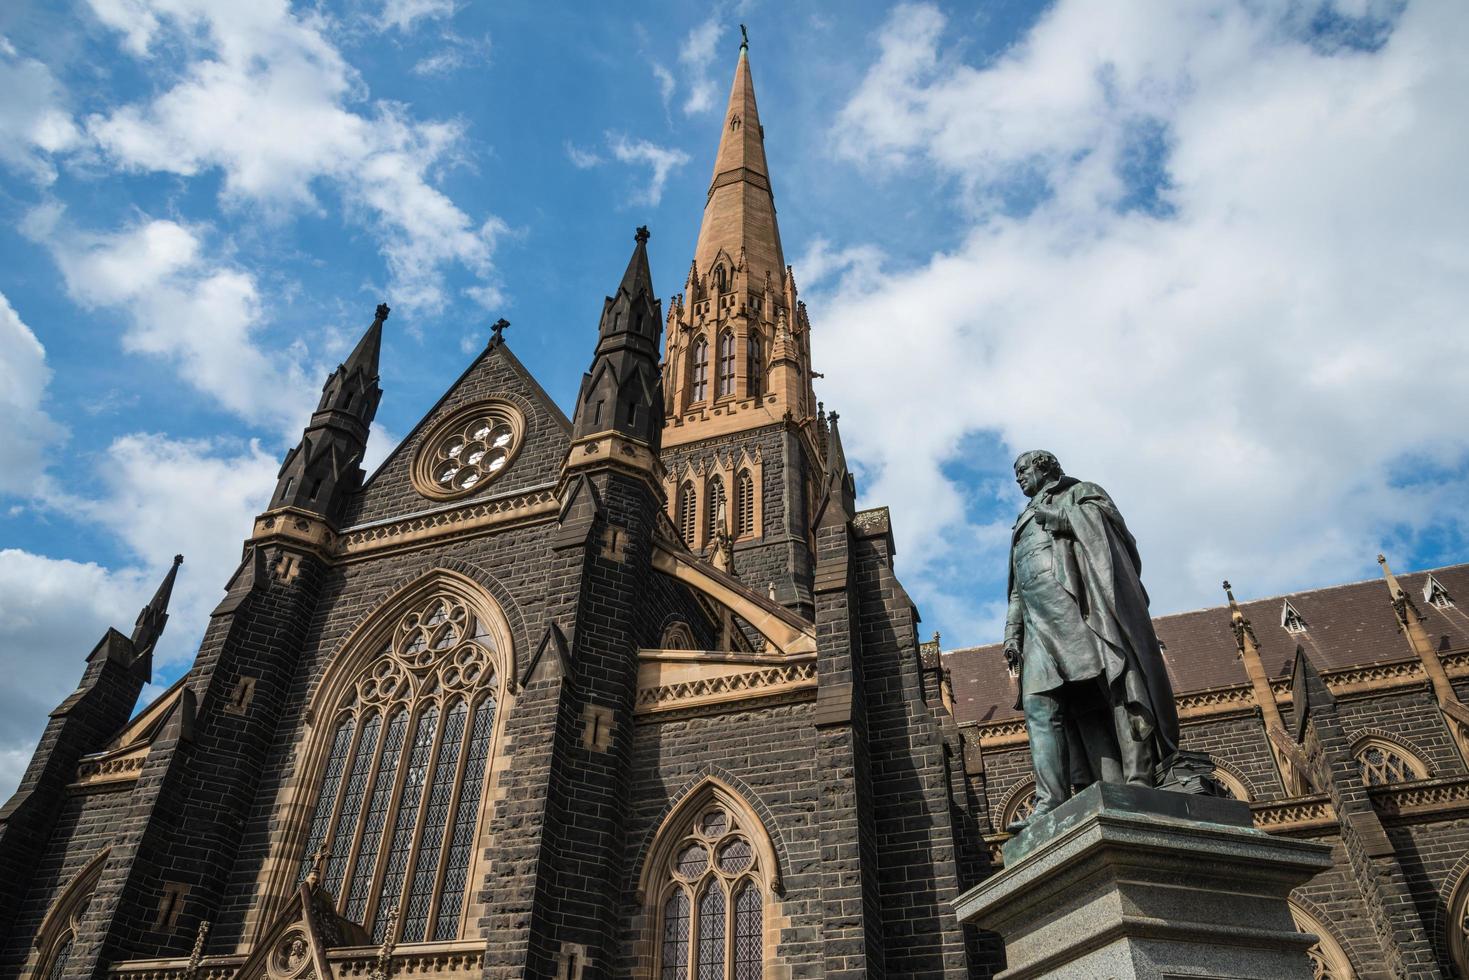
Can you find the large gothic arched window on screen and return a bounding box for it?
[32,849,106,980]
[294,589,507,944]
[643,783,777,980]
[1289,901,1355,979]
[1449,870,1469,979]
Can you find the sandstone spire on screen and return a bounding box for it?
[692,31,785,288]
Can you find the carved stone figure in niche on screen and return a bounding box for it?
[1003,450,1202,832]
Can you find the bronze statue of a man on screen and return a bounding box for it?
[1004,450,1181,830]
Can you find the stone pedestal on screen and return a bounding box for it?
[953,783,1333,980]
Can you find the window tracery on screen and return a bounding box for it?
[411,401,524,500]
[32,849,106,980]
[1289,901,1355,979]
[1353,739,1427,786]
[1450,870,1469,979]
[654,803,767,979]
[296,592,502,943]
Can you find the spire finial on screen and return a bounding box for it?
[489,318,510,349]
[635,225,650,244]
[1222,579,1258,653]
[740,24,748,49]
[375,302,391,322]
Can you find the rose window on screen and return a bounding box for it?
[412,401,524,500]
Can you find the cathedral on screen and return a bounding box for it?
[2,37,1467,980]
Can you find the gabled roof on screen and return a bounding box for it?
[344,341,572,526]
[943,562,1469,727]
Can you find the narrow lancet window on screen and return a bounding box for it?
[717,331,736,397]
[746,333,763,398]
[691,337,710,403]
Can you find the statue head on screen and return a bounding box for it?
[1013,450,1064,498]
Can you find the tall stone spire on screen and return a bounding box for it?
[131,553,183,662]
[572,227,664,450]
[692,29,784,287]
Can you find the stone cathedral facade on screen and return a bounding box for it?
[2,39,1467,980]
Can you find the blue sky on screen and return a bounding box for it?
[1,0,1467,796]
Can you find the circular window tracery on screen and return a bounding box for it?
[412,401,525,500]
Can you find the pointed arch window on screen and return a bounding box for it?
[679,482,698,547]
[32,849,106,980]
[717,331,736,398]
[707,477,727,542]
[648,794,773,980]
[294,591,505,944]
[691,337,710,404]
[746,333,763,398]
[1289,901,1356,979]
[1352,738,1428,786]
[735,471,755,538]
[1450,870,1469,979]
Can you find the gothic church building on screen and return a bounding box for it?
[4,38,1469,980]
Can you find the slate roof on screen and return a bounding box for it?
[942,562,1469,727]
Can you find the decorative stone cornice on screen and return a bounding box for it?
[1369,774,1469,822]
[108,941,487,980]
[71,745,149,790]
[336,486,560,559]
[250,506,334,556]
[635,656,817,718]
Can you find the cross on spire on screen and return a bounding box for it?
[489,318,510,349]
[306,843,330,886]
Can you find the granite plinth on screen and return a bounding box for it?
[953,783,1333,980]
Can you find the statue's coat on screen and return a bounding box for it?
[1006,476,1181,760]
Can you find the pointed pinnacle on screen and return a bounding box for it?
[132,554,183,654]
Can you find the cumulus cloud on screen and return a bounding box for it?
[607,134,691,206]
[24,207,316,438]
[814,0,1469,635]
[83,0,503,311]
[0,37,81,183]
[679,16,725,115]
[0,292,66,497]
[0,432,279,798]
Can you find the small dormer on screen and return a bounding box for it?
[1423,573,1454,609]
[1280,599,1308,634]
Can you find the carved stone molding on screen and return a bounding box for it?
[636,657,817,717]
[336,486,559,560]
[108,941,486,980]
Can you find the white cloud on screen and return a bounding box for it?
[0,292,66,497]
[607,133,691,207]
[679,16,724,115]
[0,38,81,183]
[815,1,1469,629]
[0,430,279,799]
[25,207,316,438]
[380,0,456,33]
[565,141,603,170]
[83,0,502,312]
[653,63,676,108]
